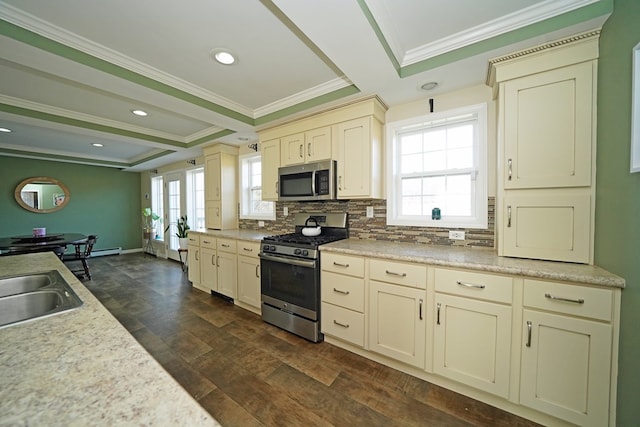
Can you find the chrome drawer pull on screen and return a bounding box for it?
[456,280,485,289]
[333,320,349,328]
[507,205,512,228]
[203,240,211,244]
[333,262,350,268]
[436,302,441,325]
[544,293,584,304]
[221,244,230,248]
[243,248,253,252]
[333,288,350,295]
[385,270,407,277]
[255,265,259,278]
[419,298,423,320]
[507,158,513,181]
[526,321,532,347]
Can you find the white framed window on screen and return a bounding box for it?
[186,167,205,229]
[239,153,275,220]
[386,103,488,229]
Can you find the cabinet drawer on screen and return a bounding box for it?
[321,253,364,278]
[187,234,200,246]
[237,241,260,258]
[369,259,427,289]
[200,236,216,249]
[523,279,612,321]
[217,238,237,253]
[435,268,513,304]
[321,302,365,347]
[321,271,364,312]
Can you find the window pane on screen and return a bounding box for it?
[402,196,422,215]
[401,177,422,196]
[424,128,446,152]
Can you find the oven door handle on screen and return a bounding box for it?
[259,253,317,269]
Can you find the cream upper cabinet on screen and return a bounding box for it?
[261,138,280,201]
[258,97,386,200]
[502,62,594,189]
[489,32,599,264]
[520,279,614,427]
[433,269,513,398]
[281,127,331,167]
[336,116,383,199]
[203,145,238,230]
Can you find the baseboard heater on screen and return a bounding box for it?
[91,247,122,257]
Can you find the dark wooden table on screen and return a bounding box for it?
[0,233,88,255]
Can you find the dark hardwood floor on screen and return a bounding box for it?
[83,253,540,427]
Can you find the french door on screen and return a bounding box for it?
[164,172,185,262]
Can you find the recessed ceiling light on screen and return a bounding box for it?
[0,127,12,133]
[131,109,148,117]
[92,143,104,147]
[420,82,439,91]
[211,49,236,65]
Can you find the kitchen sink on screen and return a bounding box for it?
[0,270,83,329]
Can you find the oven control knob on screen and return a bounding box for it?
[294,249,302,255]
[302,250,309,256]
[269,245,276,251]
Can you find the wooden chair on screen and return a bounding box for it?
[62,235,98,279]
[0,245,66,259]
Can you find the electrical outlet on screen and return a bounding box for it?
[258,221,265,227]
[366,206,374,218]
[449,230,465,240]
[283,207,289,216]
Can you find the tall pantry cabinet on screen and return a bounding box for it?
[203,144,238,230]
[488,30,600,264]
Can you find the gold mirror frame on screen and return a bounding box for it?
[14,176,71,214]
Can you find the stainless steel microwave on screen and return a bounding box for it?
[278,160,337,201]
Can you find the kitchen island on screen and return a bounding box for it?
[0,252,220,427]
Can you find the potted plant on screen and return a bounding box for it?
[142,207,160,239]
[175,215,190,249]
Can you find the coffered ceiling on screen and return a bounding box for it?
[0,0,610,171]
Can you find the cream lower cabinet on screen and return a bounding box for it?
[187,234,200,286]
[433,268,513,398]
[520,279,614,427]
[369,280,426,369]
[321,253,366,347]
[237,241,261,313]
[216,238,237,299]
[200,235,217,293]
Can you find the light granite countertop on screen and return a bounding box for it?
[190,228,270,243]
[0,252,220,427]
[320,238,625,288]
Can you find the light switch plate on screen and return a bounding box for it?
[283,207,289,216]
[366,206,374,218]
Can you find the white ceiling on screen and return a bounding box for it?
[0,0,609,171]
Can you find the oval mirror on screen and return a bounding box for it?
[14,176,71,213]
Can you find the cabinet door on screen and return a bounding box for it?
[503,62,593,189]
[501,192,590,263]
[305,126,331,162]
[433,294,512,398]
[237,255,260,309]
[205,153,221,200]
[336,117,371,198]
[200,247,217,292]
[281,132,305,166]
[369,280,426,368]
[205,201,221,230]
[217,252,237,299]
[520,309,611,427]
[187,244,200,284]
[261,138,280,201]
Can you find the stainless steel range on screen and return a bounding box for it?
[259,212,348,342]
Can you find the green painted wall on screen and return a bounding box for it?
[596,0,640,424]
[0,157,141,252]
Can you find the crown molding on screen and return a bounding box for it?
[0,4,254,118]
[401,0,600,67]
[0,95,189,145]
[253,76,354,119]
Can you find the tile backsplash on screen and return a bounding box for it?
[239,198,495,248]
